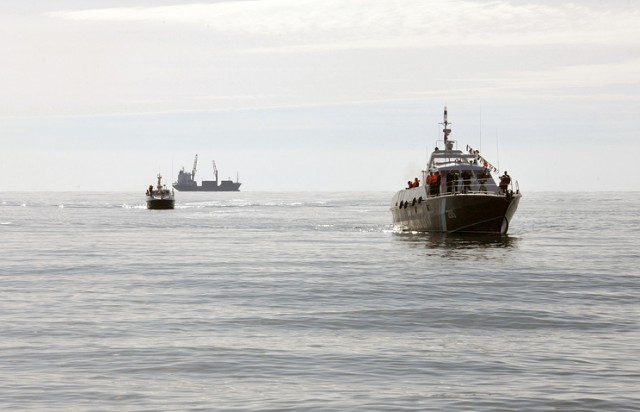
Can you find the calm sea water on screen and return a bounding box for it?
[1,191,638,411]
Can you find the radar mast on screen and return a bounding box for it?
[439,107,454,150]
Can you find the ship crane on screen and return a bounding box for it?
[192,154,198,180]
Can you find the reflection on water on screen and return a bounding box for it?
[393,231,519,258]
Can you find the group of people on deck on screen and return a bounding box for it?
[406,177,420,189]
[146,184,171,197]
[403,170,511,195]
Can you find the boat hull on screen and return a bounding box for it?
[146,198,175,210]
[391,187,520,234]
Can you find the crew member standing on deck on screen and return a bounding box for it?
[445,172,455,193]
[499,171,511,193]
[461,170,472,193]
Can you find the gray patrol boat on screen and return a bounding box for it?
[391,107,521,234]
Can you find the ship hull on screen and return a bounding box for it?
[172,182,241,192]
[391,187,520,234]
[146,198,175,210]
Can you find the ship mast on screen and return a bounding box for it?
[440,106,453,150]
[192,154,198,180]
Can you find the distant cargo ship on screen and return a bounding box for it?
[173,154,241,192]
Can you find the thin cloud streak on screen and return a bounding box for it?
[498,59,640,90]
[0,95,472,121]
[49,0,640,51]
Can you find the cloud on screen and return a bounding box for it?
[49,0,640,51]
[499,59,640,91]
[3,0,635,119]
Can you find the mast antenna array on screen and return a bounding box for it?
[439,106,453,150]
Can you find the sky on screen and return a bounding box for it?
[1,0,639,192]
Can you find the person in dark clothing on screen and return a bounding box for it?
[461,170,472,193]
[451,171,460,193]
[446,172,455,193]
[499,171,511,193]
[478,177,487,193]
[478,169,490,193]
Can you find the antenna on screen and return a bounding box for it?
[439,106,453,150]
[496,128,500,173]
[479,106,482,152]
[426,142,429,167]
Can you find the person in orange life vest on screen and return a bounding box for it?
[413,177,420,188]
[429,172,439,195]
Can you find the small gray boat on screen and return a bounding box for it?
[146,174,175,210]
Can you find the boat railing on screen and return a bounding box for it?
[423,177,519,198]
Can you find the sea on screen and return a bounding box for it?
[1,191,638,411]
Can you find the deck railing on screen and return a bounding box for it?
[422,178,518,198]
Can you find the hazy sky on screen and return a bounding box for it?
[1,0,639,191]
